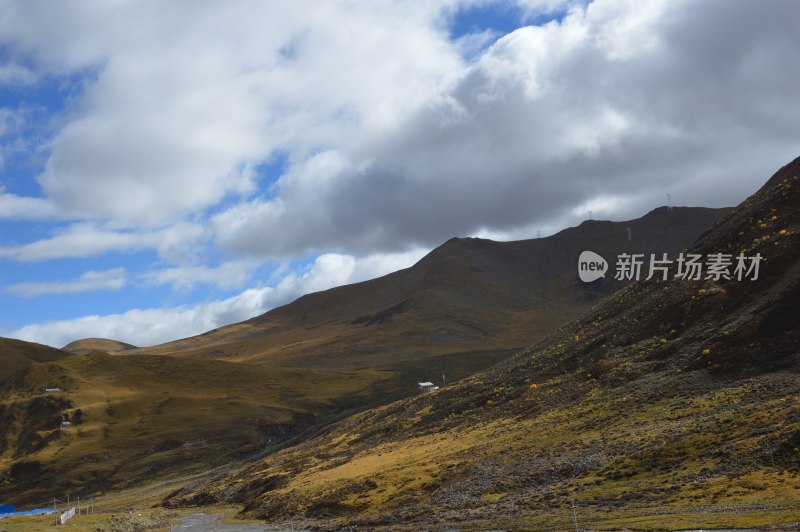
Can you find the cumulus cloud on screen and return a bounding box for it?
[4,267,126,298]
[3,0,796,255]
[8,248,427,347]
[212,0,800,258]
[0,0,470,227]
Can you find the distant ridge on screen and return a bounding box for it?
[62,338,138,355]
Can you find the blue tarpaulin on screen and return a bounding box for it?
[0,506,54,519]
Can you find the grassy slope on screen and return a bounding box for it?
[168,157,800,530]
[0,350,386,505]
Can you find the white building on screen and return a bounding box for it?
[418,381,438,393]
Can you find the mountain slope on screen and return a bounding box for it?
[168,157,800,530]
[0,349,383,504]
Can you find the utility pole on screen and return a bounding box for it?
[571,500,579,532]
[54,498,57,526]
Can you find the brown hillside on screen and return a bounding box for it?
[167,156,800,530]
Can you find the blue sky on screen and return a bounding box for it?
[1,0,799,348]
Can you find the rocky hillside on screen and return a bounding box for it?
[166,156,800,530]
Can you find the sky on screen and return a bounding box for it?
[1,0,799,348]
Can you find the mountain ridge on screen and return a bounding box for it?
[164,156,800,530]
[135,206,731,369]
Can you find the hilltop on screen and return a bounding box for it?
[0,206,727,505]
[62,338,138,355]
[166,156,800,530]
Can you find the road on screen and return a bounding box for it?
[172,512,309,531]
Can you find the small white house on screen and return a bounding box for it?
[418,381,438,393]
[44,387,61,396]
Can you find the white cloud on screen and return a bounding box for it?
[265,247,428,304]
[4,267,126,298]
[2,0,797,256]
[0,107,35,175]
[141,261,255,292]
[0,189,57,220]
[515,0,585,16]
[0,63,38,85]
[8,288,271,348]
[209,0,800,259]
[0,222,205,262]
[7,247,428,347]
[0,0,467,227]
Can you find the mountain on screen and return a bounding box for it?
[166,157,800,530]
[0,206,727,505]
[62,338,138,355]
[139,207,729,388]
